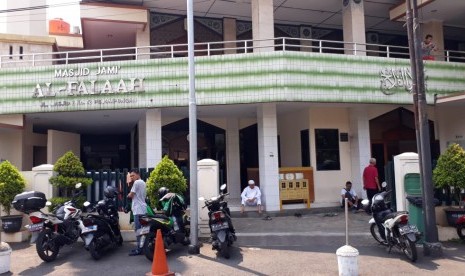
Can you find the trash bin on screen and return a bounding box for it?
[406,196,440,243]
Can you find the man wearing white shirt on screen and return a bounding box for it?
[241,180,262,213]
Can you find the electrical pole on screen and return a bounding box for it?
[187,0,200,255]
[405,0,442,256]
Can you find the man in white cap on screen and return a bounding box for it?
[241,180,262,213]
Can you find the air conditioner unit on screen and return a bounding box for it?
[300,27,312,39]
[366,32,379,44]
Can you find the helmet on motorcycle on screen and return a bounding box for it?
[371,193,386,212]
[104,186,118,198]
[158,187,170,199]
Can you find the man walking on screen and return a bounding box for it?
[363,158,380,213]
[127,169,147,256]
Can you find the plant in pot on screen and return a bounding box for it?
[433,143,465,226]
[49,151,92,210]
[146,155,187,209]
[0,160,26,233]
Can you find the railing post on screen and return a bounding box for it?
[245,40,248,53]
[171,45,174,58]
[386,46,390,58]
[282,37,286,51]
[446,50,450,62]
[66,52,69,65]
[32,54,35,67]
[207,43,210,56]
[135,47,138,60]
[354,42,357,55]
[319,40,323,53]
[100,49,103,62]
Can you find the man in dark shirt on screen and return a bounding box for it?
[363,158,380,213]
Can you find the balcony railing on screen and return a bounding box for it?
[1,37,465,68]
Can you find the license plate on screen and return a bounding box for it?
[211,222,229,231]
[28,223,43,232]
[82,225,97,234]
[399,224,418,235]
[139,226,150,236]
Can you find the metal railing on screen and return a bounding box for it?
[1,37,465,68]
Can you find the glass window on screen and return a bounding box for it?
[315,129,340,171]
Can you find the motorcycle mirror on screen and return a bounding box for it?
[381,181,387,188]
[198,197,205,201]
[45,201,52,206]
[220,184,227,191]
[83,201,91,207]
[75,183,82,189]
[361,199,369,206]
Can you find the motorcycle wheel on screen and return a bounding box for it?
[370,223,386,246]
[36,229,59,262]
[402,237,417,262]
[457,224,465,241]
[143,233,155,262]
[89,239,102,260]
[220,241,230,259]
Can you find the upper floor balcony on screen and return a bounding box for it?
[1,37,465,68]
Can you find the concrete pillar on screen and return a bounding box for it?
[342,0,366,56]
[138,109,162,168]
[257,103,280,211]
[136,28,150,60]
[349,107,371,199]
[226,118,241,199]
[223,18,237,54]
[422,20,444,61]
[251,0,274,52]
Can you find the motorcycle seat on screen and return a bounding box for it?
[146,213,169,220]
[383,211,408,221]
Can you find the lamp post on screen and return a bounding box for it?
[405,0,442,256]
[186,0,200,255]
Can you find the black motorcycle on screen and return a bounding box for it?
[199,184,236,259]
[138,193,190,261]
[361,186,422,262]
[82,186,123,260]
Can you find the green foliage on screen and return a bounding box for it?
[147,156,187,208]
[433,143,465,189]
[49,151,92,191]
[47,196,86,213]
[0,161,26,215]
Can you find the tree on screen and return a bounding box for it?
[147,156,187,208]
[433,143,465,205]
[0,161,26,216]
[49,151,92,198]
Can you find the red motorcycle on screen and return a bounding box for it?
[457,215,465,241]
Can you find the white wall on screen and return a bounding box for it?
[1,0,47,36]
[47,130,80,164]
[310,107,352,206]
[436,106,465,152]
[277,108,310,167]
[0,129,23,168]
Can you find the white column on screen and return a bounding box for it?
[226,118,241,199]
[422,20,444,61]
[349,107,371,199]
[342,0,366,56]
[138,109,162,168]
[223,17,237,54]
[257,103,280,211]
[251,0,274,52]
[136,28,150,60]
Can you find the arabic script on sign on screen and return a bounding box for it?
[380,68,413,95]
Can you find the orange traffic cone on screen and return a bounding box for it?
[147,229,175,276]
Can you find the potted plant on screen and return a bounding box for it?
[147,155,187,209]
[0,160,26,233]
[49,151,92,209]
[433,143,465,226]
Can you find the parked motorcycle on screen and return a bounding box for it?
[138,192,190,261]
[16,183,86,262]
[12,190,47,245]
[82,186,123,260]
[361,184,421,262]
[199,184,236,259]
[456,214,465,241]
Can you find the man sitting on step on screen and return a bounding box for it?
[241,180,262,214]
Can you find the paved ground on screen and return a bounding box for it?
[7,210,465,276]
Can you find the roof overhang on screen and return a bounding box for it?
[436,91,465,106]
